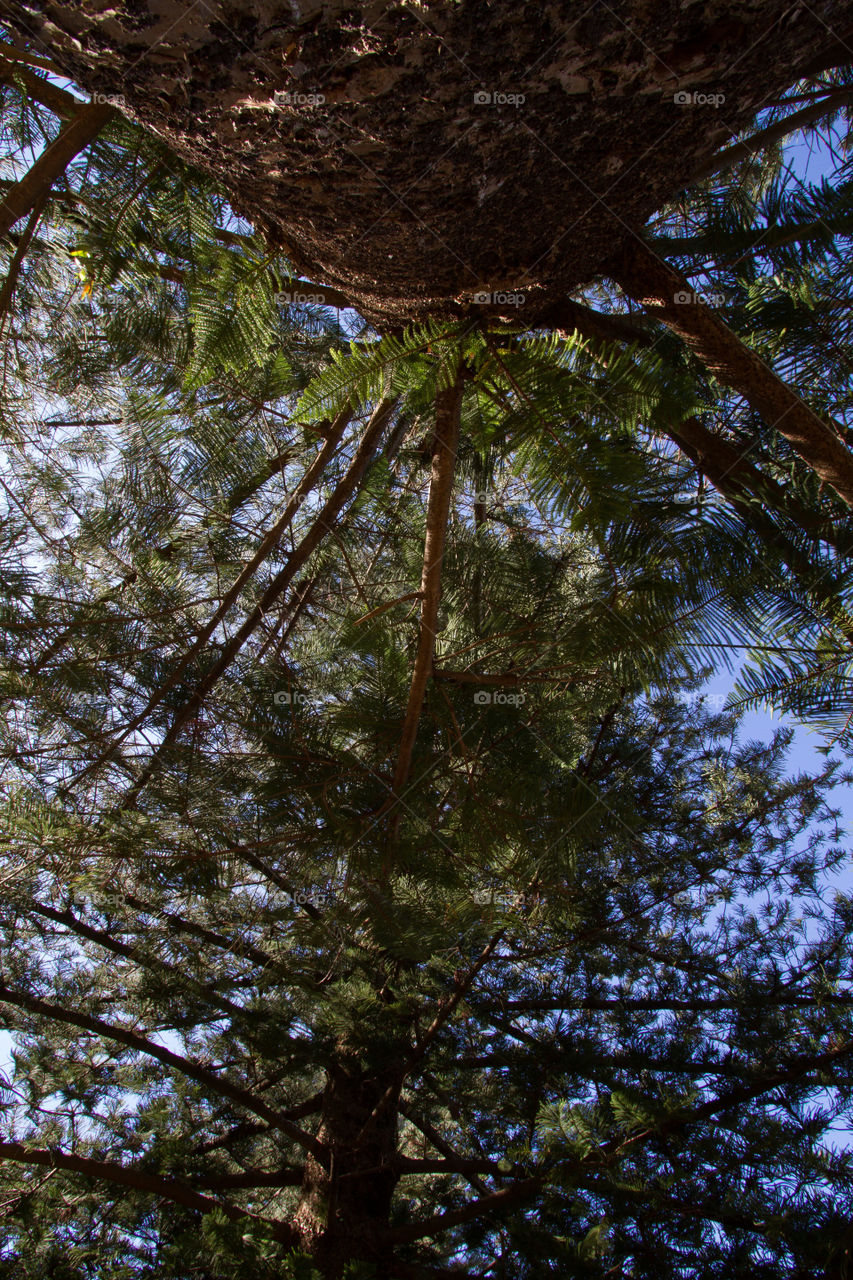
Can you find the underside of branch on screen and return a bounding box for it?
[0,101,114,240]
[611,239,853,509]
[0,1139,295,1236]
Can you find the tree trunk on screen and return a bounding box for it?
[293,1061,401,1279]
[391,368,465,806]
[5,1,851,325]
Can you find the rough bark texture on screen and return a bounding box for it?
[3,1,852,325]
[293,1060,401,1278]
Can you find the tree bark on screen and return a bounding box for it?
[4,2,851,325]
[611,239,853,509]
[293,1060,401,1279]
[390,368,465,806]
[0,101,113,240]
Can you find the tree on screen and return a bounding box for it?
[1,10,853,1278]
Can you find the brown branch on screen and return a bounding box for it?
[389,1035,853,1246]
[691,88,853,182]
[0,981,325,1161]
[395,1155,512,1178]
[0,189,47,329]
[650,214,851,262]
[388,366,466,808]
[68,405,354,789]
[121,892,277,971]
[353,591,424,626]
[0,41,62,75]
[666,415,851,550]
[432,668,523,686]
[194,1167,304,1189]
[118,396,394,798]
[0,55,83,118]
[384,1176,541,1245]
[356,931,505,1150]
[27,902,250,1021]
[398,1102,492,1197]
[611,239,853,508]
[665,417,853,631]
[0,102,115,240]
[528,297,654,347]
[0,1140,296,1240]
[473,993,853,1014]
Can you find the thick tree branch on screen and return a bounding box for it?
[529,297,654,347]
[399,1103,491,1198]
[395,1155,511,1178]
[474,992,853,1014]
[0,190,46,327]
[665,415,851,551]
[384,1176,541,1244]
[650,212,853,262]
[0,54,83,118]
[194,1167,304,1189]
[0,102,115,240]
[389,367,465,805]
[611,240,853,508]
[691,87,853,182]
[390,1036,853,1246]
[0,1139,295,1239]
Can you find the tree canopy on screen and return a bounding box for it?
[0,13,853,1279]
